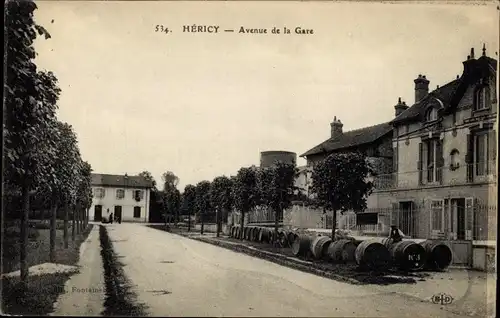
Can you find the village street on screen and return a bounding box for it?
[96,223,488,317]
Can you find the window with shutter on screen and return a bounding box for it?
[465,134,474,182]
[488,130,496,175]
[464,197,474,240]
[430,199,445,239]
[391,202,399,227]
[436,139,444,183]
[418,143,423,185]
[475,134,487,176]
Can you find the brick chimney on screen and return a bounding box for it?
[462,47,478,77]
[330,116,343,139]
[394,97,409,117]
[414,74,430,103]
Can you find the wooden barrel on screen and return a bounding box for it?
[420,240,453,270]
[355,240,391,271]
[389,240,427,271]
[292,235,313,257]
[259,228,270,243]
[287,232,298,246]
[310,236,332,259]
[328,239,357,263]
[280,230,290,246]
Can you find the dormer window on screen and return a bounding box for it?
[426,107,438,122]
[474,84,491,111]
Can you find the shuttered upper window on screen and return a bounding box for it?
[474,85,491,111]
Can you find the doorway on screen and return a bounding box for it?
[134,206,141,219]
[114,206,122,222]
[94,205,102,221]
[398,201,415,237]
[451,198,466,240]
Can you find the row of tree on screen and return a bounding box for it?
[154,152,374,240]
[4,1,94,287]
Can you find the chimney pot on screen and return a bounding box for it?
[470,48,475,59]
[414,74,430,103]
[330,117,343,138]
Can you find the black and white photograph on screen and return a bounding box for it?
[2,0,498,317]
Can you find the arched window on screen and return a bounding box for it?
[450,149,460,170]
[475,85,491,111]
[426,107,438,122]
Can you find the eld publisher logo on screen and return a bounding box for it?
[431,293,454,305]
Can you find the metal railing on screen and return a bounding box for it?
[373,160,497,190]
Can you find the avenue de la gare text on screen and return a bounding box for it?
[182,25,314,34]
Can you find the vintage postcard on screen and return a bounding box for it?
[2,0,498,317]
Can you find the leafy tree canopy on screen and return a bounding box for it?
[233,167,258,213]
[311,152,374,214]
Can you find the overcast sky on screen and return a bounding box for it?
[34,1,498,190]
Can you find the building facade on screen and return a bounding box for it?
[373,47,497,242]
[90,173,154,223]
[298,46,497,244]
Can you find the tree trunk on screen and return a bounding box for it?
[240,211,245,241]
[50,198,58,263]
[215,208,220,237]
[71,206,76,241]
[274,208,279,236]
[20,181,31,287]
[76,205,81,235]
[200,213,204,235]
[187,210,191,232]
[331,209,337,240]
[64,203,69,248]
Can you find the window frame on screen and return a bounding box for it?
[426,107,438,122]
[116,189,125,200]
[474,132,488,176]
[474,84,491,112]
[95,188,105,199]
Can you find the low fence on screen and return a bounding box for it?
[232,202,496,241]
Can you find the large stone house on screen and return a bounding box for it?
[90,173,154,223]
[374,47,497,242]
[299,46,497,244]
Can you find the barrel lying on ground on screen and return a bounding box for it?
[355,239,391,271]
[310,236,332,259]
[328,239,357,263]
[292,234,313,257]
[287,232,298,246]
[420,240,453,270]
[383,239,427,271]
[259,228,271,243]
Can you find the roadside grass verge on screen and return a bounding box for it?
[1,224,93,315]
[99,225,147,316]
[147,225,430,286]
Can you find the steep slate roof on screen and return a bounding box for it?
[300,122,393,157]
[392,54,497,124]
[91,173,154,188]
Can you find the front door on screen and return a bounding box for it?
[134,206,141,219]
[451,198,466,240]
[114,206,122,221]
[94,205,102,221]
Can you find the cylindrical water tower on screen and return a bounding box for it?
[260,151,297,168]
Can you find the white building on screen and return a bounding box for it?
[90,173,154,223]
[294,165,313,198]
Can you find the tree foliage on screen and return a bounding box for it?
[311,152,374,236]
[259,163,296,213]
[161,171,179,191]
[194,181,212,222]
[210,176,233,221]
[138,171,156,190]
[181,184,197,216]
[233,167,258,214]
